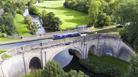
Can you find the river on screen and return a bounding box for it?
[23,8,46,35]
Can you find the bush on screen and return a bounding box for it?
[16,9,24,15]
[94,13,113,28]
[0,50,6,54]
[24,16,32,25]
[66,70,88,77]
[0,13,16,35]
[42,12,62,32]
[64,0,88,13]
[41,61,65,77]
[24,70,42,77]
[1,53,11,59]
[0,33,7,38]
[129,55,138,77]
[28,5,40,16]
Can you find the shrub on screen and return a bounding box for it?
[66,70,88,77]
[42,12,62,32]
[0,13,16,35]
[41,61,65,77]
[1,53,11,59]
[24,70,42,77]
[64,0,88,13]
[0,33,7,38]
[28,5,40,16]
[0,50,6,54]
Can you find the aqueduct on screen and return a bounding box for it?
[0,34,135,77]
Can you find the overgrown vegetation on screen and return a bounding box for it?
[64,0,88,13]
[88,0,119,27]
[28,5,40,16]
[80,53,130,77]
[116,0,138,52]
[25,61,88,77]
[129,55,138,77]
[41,11,62,32]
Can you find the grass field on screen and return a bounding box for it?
[35,0,88,30]
[14,14,31,36]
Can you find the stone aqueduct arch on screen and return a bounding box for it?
[29,57,42,70]
[28,46,83,71]
[0,34,135,77]
[23,44,84,75]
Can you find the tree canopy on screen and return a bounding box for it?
[88,0,120,27]
[25,61,88,77]
[42,12,62,32]
[116,0,138,52]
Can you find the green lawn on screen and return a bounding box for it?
[35,0,88,30]
[14,14,31,36]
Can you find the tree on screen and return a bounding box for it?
[28,5,40,16]
[3,1,16,16]
[88,0,119,27]
[15,0,26,14]
[0,13,16,35]
[88,0,102,27]
[116,0,138,51]
[41,61,65,77]
[42,12,62,32]
[64,0,89,13]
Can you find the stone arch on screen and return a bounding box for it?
[68,49,83,59]
[118,47,130,61]
[50,47,83,68]
[88,45,96,54]
[29,57,42,70]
